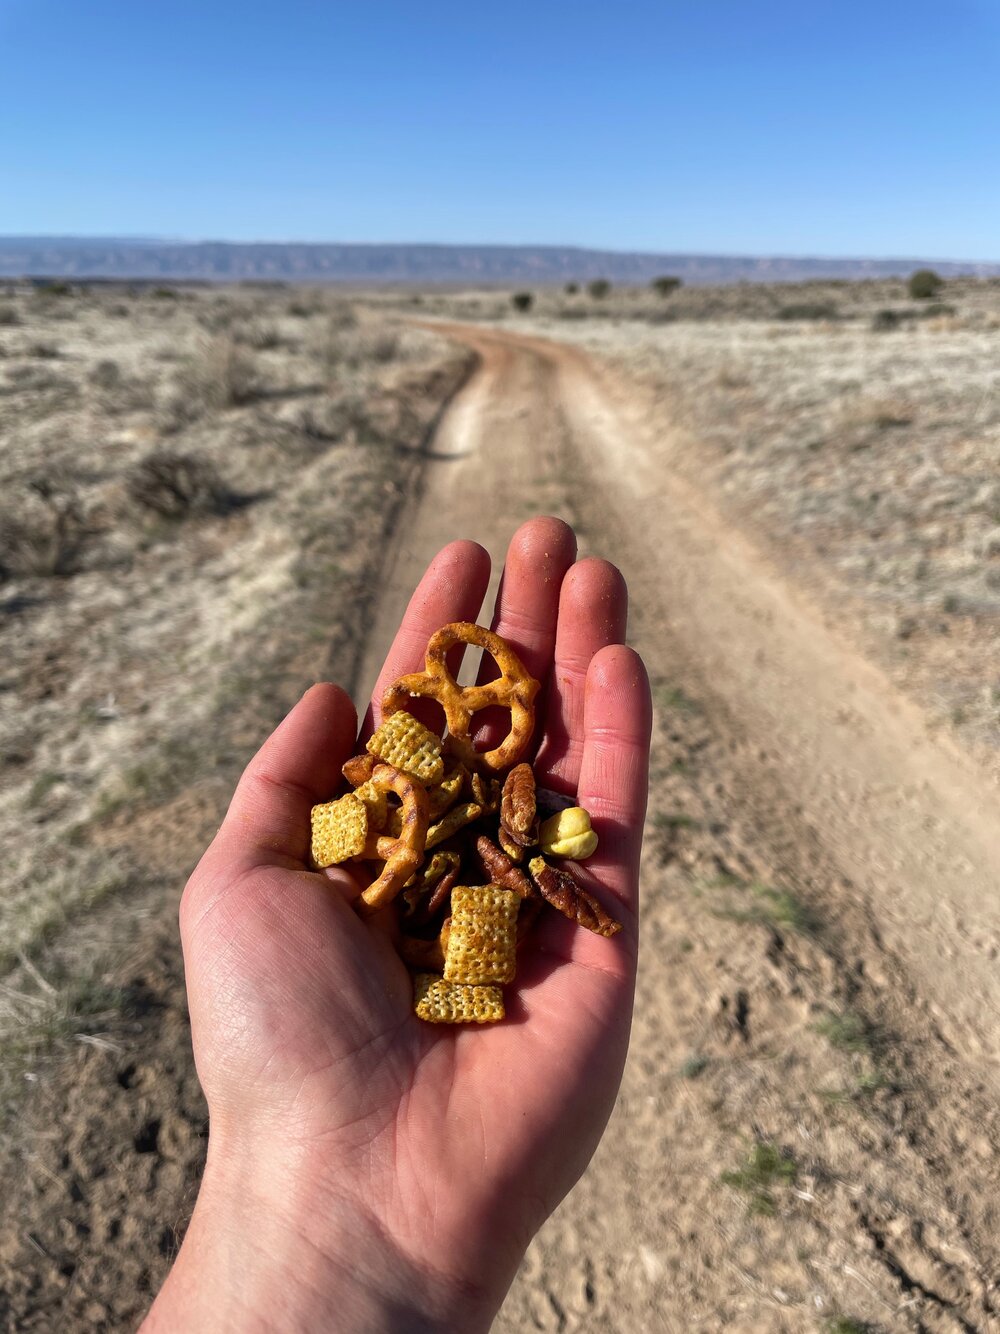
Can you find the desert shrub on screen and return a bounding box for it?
[778,302,839,321]
[28,342,60,359]
[872,309,903,331]
[511,291,533,312]
[287,298,318,318]
[89,359,122,389]
[108,303,131,318]
[919,301,956,318]
[0,305,20,326]
[34,281,72,297]
[587,278,611,299]
[321,326,398,376]
[151,286,178,300]
[908,268,943,299]
[0,479,88,577]
[363,329,399,362]
[233,321,283,349]
[326,300,358,330]
[126,451,235,519]
[183,336,258,409]
[564,282,579,295]
[651,275,682,297]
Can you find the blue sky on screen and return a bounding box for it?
[1,0,998,257]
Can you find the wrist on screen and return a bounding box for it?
[143,1133,499,1334]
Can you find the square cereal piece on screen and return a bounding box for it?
[413,974,505,1024]
[444,884,519,985]
[367,710,444,785]
[310,792,368,867]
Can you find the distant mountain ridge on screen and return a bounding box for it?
[1,237,998,285]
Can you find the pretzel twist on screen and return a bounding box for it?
[357,763,430,914]
[382,622,539,773]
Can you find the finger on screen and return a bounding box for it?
[576,645,652,919]
[478,517,577,686]
[211,682,357,874]
[364,539,491,737]
[472,517,577,755]
[534,558,628,792]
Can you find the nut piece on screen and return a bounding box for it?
[367,710,444,785]
[413,974,505,1024]
[500,762,537,848]
[528,856,621,938]
[444,883,519,985]
[473,834,534,899]
[539,806,598,860]
[310,793,369,867]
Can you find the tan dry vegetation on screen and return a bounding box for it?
[0,281,473,1114]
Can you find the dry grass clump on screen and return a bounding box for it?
[0,478,89,578]
[166,336,258,423]
[125,451,238,520]
[320,325,401,379]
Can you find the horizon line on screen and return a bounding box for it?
[2,234,999,268]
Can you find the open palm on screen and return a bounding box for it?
[175,517,651,1329]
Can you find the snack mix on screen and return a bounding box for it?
[309,622,621,1023]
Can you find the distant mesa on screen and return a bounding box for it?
[0,237,998,285]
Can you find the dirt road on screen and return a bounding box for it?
[363,323,1000,1332]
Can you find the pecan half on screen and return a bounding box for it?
[474,834,535,898]
[500,762,537,847]
[528,856,622,938]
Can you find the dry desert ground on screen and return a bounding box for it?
[2,276,999,1332]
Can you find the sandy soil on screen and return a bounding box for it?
[2,297,1000,1332]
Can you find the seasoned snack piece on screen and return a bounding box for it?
[473,834,534,899]
[310,793,368,867]
[425,800,483,849]
[353,778,388,831]
[357,764,430,915]
[470,771,501,814]
[413,974,505,1024]
[383,622,539,773]
[539,806,598,860]
[427,766,466,818]
[402,851,462,925]
[498,827,525,863]
[500,762,537,849]
[444,883,519,985]
[342,753,377,787]
[367,710,444,785]
[529,856,622,938]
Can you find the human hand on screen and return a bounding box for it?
[144,517,651,1333]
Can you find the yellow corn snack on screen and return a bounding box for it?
[443,884,519,985]
[413,973,505,1024]
[311,792,369,867]
[427,766,465,817]
[352,778,388,831]
[367,710,444,785]
[426,801,482,849]
[538,806,598,860]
